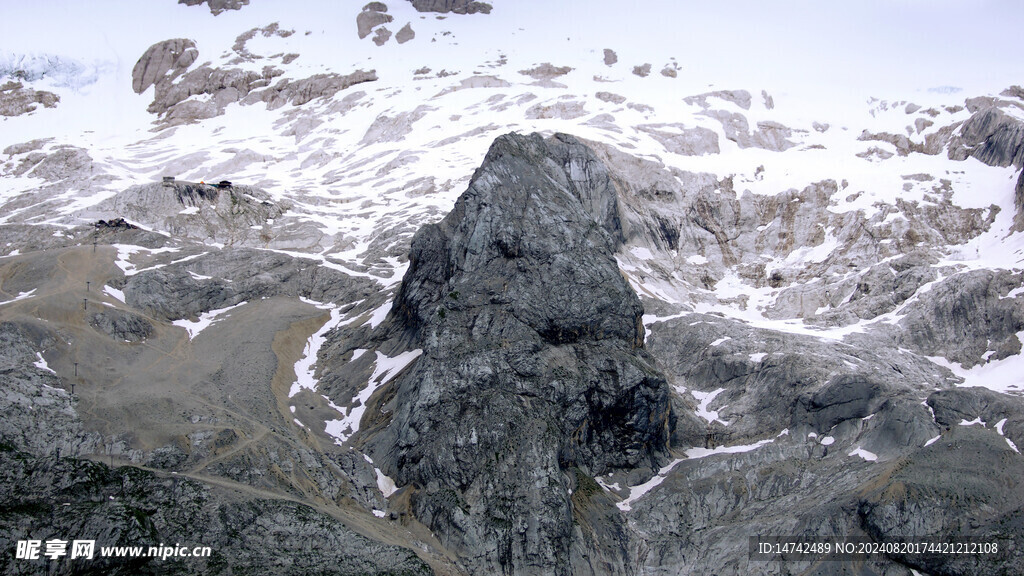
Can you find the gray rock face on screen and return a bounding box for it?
[896,269,1024,367]
[0,80,59,117]
[89,310,154,342]
[131,38,198,94]
[603,49,617,66]
[363,133,672,575]
[519,63,573,81]
[407,0,492,14]
[858,426,1024,576]
[948,106,1024,168]
[178,0,250,15]
[701,110,796,151]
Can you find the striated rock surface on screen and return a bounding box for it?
[948,106,1024,168]
[361,133,672,575]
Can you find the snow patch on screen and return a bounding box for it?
[0,289,37,307]
[33,352,55,374]
[375,468,398,498]
[172,301,247,340]
[323,349,423,445]
[103,285,126,303]
[691,388,728,425]
[617,458,686,512]
[848,447,878,462]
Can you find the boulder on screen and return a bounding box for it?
[131,38,198,94]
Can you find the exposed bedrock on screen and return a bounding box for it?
[948,106,1024,168]
[361,133,673,575]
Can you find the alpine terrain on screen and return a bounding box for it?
[2,1,1024,575]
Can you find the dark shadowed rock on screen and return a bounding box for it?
[948,106,1024,168]
[89,311,154,343]
[363,133,671,575]
[603,49,618,66]
[0,448,432,575]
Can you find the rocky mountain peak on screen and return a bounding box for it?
[396,132,633,344]
[367,132,672,575]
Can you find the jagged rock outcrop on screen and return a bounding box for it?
[896,269,1024,367]
[360,133,672,575]
[177,0,250,15]
[88,310,154,342]
[0,81,59,116]
[133,39,376,124]
[131,38,198,94]
[948,106,1024,168]
[407,0,492,14]
[96,181,285,246]
[858,425,1024,576]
